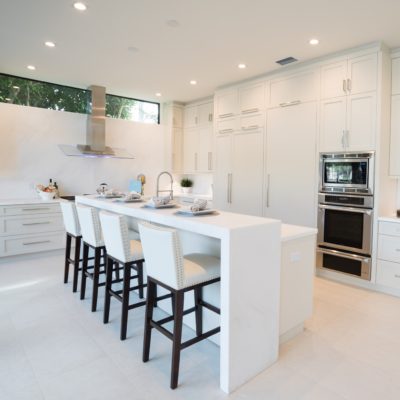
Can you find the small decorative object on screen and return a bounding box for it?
[96,182,109,196]
[180,177,193,194]
[36,183,56,201]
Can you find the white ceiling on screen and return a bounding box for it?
[1,0,400,104]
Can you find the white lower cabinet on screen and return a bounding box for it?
[0,202,65,257]
[377,220,400,291]
[214,130,264,216]
[264,102,318,227]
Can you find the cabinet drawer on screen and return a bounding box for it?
[0,231,65,257]
[376,260,400,290]
[216,118,238,134]
[378,221,400,237]
[240,114,265,131]
[0,214,64,236]
[378,234,400,263]
[0,203,60,217]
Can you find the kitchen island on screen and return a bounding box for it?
[76,195,316,393]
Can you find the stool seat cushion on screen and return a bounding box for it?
[129,240,144,262]
[183,254,220,288]
[60,201,81,237]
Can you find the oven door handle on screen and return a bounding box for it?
[317,248,370,263]
[318,204,372,215]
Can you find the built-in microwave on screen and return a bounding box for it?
[320,152,375,195]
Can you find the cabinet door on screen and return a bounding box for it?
[346,93,376,151]
[231,131,264,216]
[265,103,318,227]
[348,53,377,95]
[214,135,232,211]
[319,97,347,152]
[320,60,347,99]
[215,89,238,119]
[183,130,198,173]
[390,95,400,175]
[239,83,265,114]
[392,57,400,95]
[270,69,319,107]
[197,102,213,125]
[183,105,198,128]
[197,126,214,172]
[172,128,183,172]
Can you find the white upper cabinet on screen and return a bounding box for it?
[183,129,198,173]
[390,95,400,175]
[270,69,319,108]
[392,57,400,95]
[197,102,213,125]
[321,53,377,100]
[319,97,347,152]
[215,89,238,118]
[321,61,348,99]
[183,105,198,128]
[346,92,376,151]
[348,53,378,95]
[239,83,265,115]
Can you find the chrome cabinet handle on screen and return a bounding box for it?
[241,125,259,131]
[195,116,198,125]
[266,174,270,207]
[208,113,213,122]
[219,128,234,134]
[279,100,301,107]
[208,152,212,170]
[22,222,51,226]
[21,208,51,211]
[317,248,370,263]
[229,173,233,203]
[241,108,259,114]
[347,78,352,93]
[341,130,345,149]
[219,113,234,118]
[227,174,230,203]
[23,240,51,246]
[195,153,198,170]
[342,79,347,93]
[318,204,372,215]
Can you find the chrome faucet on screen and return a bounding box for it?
[156,171,174,200]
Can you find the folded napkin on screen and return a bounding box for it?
[190,198,207,212]
[148,196,171,207]
[124,191,141,201]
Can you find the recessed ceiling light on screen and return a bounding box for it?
[73,2,87,11]
[27,65,36,70]
[155,92,162,97]
[309,38,319,45]
[166,19,180,28]
[190,80,197,85]
[45,41,56,48]
[238,63,247,69]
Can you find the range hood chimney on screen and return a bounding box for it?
[58,85,134,159]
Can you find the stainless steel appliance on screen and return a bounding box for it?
[317,152,375,281]
[320,151,374,195]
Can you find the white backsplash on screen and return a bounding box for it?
[0,103,167,199]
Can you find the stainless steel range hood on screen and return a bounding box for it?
[58,85,134,159]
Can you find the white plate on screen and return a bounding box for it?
[142,202,178,209]
[114,198,143,203]
[96,195,123,199]
[176,208,217,216]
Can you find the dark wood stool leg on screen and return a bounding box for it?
[64,233,72,284]
[194,287,203,336]
[72,236,81,293]
[170,290,184,389]
[114,259,120,281]
[137,261,144,299]
[103,256,113,324]
[120,262,131,340]
[143,279,157,362]
[80,243,89,300]
[91,247,101,312]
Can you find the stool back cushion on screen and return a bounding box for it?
[99,211,131,262]
[60,201,81,236]
[76,205,103,247]
[138,221,183,290]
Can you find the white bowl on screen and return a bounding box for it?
[38,191,55,201]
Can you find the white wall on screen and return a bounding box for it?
[0,103,167,199]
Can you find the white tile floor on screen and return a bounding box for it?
[1,251,400,400]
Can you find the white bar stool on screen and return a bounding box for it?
[138,221,221,390]
[76,205,108,312]
[99,211,147,340]
[60,201,83,292]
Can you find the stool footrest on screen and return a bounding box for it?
[181,327,220,350]
[199,300,220,315]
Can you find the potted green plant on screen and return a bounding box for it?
[180,177,193,194]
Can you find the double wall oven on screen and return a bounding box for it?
[317,152,375,280]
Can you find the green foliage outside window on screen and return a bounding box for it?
[0,73,160,124]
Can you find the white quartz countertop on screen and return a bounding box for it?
[0,197,61,206]
[378,215,400,223]
[76,195,279,239]
[281,224,317,242]
[174,192,213,201]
